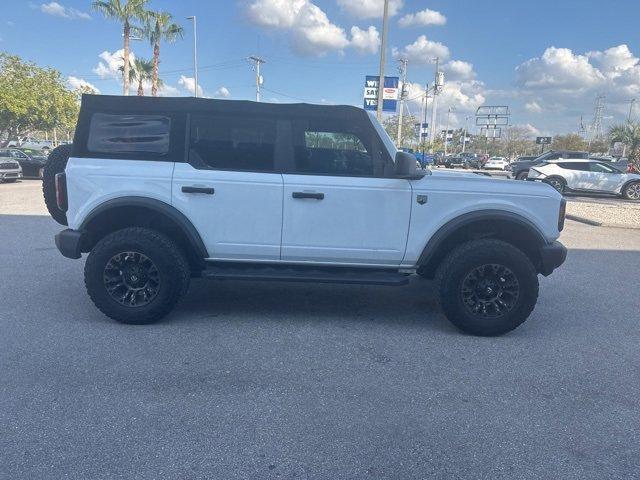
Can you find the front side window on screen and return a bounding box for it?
[292,118,387,177]
[189,114,276,172]
[87,113,171,155]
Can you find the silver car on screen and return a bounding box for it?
[0,154,22,183]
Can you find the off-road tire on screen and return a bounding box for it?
[3,178,18,183]
[622,181,640,201]
[84,227,190,324]
[435,239,539,336]
[42,144,72,225]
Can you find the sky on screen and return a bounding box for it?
[2,0,640,136]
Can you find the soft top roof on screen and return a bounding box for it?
[79,94,369,121]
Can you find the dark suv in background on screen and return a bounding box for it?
[511,151,589,180]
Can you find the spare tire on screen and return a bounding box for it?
[42,144,72,226]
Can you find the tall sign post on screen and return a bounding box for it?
[376,0,390,121]
[476,105,510,152]
[363,76,399,112]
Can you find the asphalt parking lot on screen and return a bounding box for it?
[1,180,639,479]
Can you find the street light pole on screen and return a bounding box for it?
[186,16,198,98]
[462,115,469,153]
[396,58,408,147]
[428,57,440,151]
[444,106,454,156]
[376,0,390,121]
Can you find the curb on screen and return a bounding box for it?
[566,214,602,227]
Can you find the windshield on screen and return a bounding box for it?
[367,111,397,159]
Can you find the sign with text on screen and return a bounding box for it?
[363,76,399,112]
[536,136,553,145]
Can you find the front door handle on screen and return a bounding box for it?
[182,186,215,195]
[292,191,324,200]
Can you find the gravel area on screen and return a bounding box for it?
[566,196,640,229]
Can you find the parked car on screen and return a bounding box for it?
[444,156,465,168]
[511,151,589,180]
[6,137,54,152]
[484,157,509,171]
[588,155,628,172]
[528,159,640,200]
[460,153,482,169]
[0,155,22,183]
[45,94,566,336]
[0,148,48,178]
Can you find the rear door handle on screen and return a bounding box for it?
[182,186,215,195]
[292,192,324,200]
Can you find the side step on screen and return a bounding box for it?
[201,263,410,286]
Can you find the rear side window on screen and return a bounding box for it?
[87,113,171,155]
[189,114,277,172]
[557,162,590,171]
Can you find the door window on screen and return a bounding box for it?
[291,119,388,177]
[189,115,277,172]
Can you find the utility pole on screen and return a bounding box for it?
[186,16,198,98]
[443,106,454,156]
[396,58,408,147]
[628,98,636,122]
[462,115,469,153]
[376,0,390,121]
[428,57,440,151]
[420,83,429,157]
[249,56,265,102]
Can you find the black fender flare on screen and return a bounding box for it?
[417,209,547,267]
[79,196,208,258]
[621,178,640,192]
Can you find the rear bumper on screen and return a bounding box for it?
[55,229,84,259]
[539,241,567,276]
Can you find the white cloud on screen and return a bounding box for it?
[511,124,541,137]
[93,49,135,79]
[158,84,180,96]
[214,86,231,98]
[398,8,446,28]
[350,26,380,55]
[67,76,99,93]
[525,101,542,113]
[40,2,91,20]
[444,60,475,81]
[246,0,382,56]
[392,35,450,64]
[178,75,204,97]
[337,0,404,18]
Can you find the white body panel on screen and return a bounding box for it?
[531,162,640,194]
[281,174,412,265]
[65,158,174,230]
[172,164,283,261]
[402,171,562,266]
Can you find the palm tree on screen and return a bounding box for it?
[119,58,154,95]
[141,11,183,97]
[610,121,640,170]
[92,0,148,96]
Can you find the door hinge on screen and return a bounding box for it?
[416,194,428,205]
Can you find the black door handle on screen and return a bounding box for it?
[182,186,215,194]
[292,192,324,200]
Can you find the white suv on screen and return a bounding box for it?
[528,159,640,200]
[44,95,567,336]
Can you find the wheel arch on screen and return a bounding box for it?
[621,178,640,193]
[417,210,547,278]
[79,197,208,271]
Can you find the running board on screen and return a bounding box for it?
[201,264,410,286]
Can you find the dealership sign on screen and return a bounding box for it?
[535,136,552,145]
[363,76,399,112]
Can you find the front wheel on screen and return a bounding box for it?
[84,227,190,324]
[516,172,528,180]
[623,181,640,200]
[544,177,565,194]
[435,239,539,336]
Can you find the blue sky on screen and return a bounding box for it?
[2,0,640,135]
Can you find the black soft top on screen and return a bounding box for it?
[79,94,369,121]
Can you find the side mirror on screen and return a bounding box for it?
[395,151,427,179]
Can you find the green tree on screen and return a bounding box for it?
[92,0,148,96]
[119,57,155,95]
[552,133,588,151]
[383,114,418,148]
[0,53,78,140]
[140,11,183,96]
[610,122,640,171]
[501,126,537,159]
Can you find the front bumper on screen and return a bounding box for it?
[539,240,567,276]
[0,170,22,180]
[55,229,84,259]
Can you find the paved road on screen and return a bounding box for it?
[1,181,639,479]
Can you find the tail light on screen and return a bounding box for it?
[55,173,68,211]
[558,198,566,232]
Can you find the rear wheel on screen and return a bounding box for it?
[544,177,565,194]
[623,181,640,200]
[42,144,72,225]
[84,227,190,324]
[435,239,539,336]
